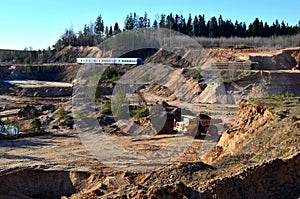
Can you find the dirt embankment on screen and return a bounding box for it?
[142,47,300,103]
[0,46,109,82]
[0,169,130,199]
[0,64,79,82]
[195,99,300,198]
[205,103,274,163]
[205,98,300,162]
[0,64,78,97]
[250,48,300,70]
[145,48,210,68]
[207,47,300,70]
[0,169,79,199]
[221,70,300,103]
[48,46,108,63]
[200,153,300,198]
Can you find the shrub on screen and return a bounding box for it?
[100,67,120,82]
[135,107,150,120]
[74,110,82,119]
[58,107,68,120]
[30,118,41,133]
[111,90,129,119]
[195,70,202,81]
[101,100,112,115]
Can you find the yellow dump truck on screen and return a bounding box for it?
[175,114,217,139]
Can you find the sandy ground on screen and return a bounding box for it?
[0,81,237,173]
[6,80,73,88]
[0,129,219,174]
[0,131,98,174]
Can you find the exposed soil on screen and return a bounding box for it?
[0,46,299,198]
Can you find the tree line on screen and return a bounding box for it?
[54,12,300,50]
[0,48,53,64]
[1,10,299,65]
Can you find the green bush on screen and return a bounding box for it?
[135,107,149,120]
[58,107,68,120]
[112,90,129,119]
[195,70,202,81]
[100,67,120,82]
[101,100,112,115]
[30,118,41,133]
[74,110,82,119]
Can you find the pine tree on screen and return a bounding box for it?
[208,17,218,37]
[124,13,134,30]
[159,14,166,28]
[105,26,109,38]
[275,19,280,35]
[152,19,158,28]
[174,14,179,31]
[114,22,121,34]
[250,18,262,36]
[147,19,151,28]
[234,20,245,37]
[186,14,193,36]
[179,15,186,34]
[199,15,207,37]
[143,12,149,28]
[138,17,144,28]
[109,26,113,37]
[242,22,248,37]
[263,22,270,37]
[218,15,224,36]
[133,12,138,30]
[166,13,174,30]
[95,15,104,38]
[193,16,200,36]
[280,21,287,35]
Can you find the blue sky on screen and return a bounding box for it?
[0,0,299,50]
